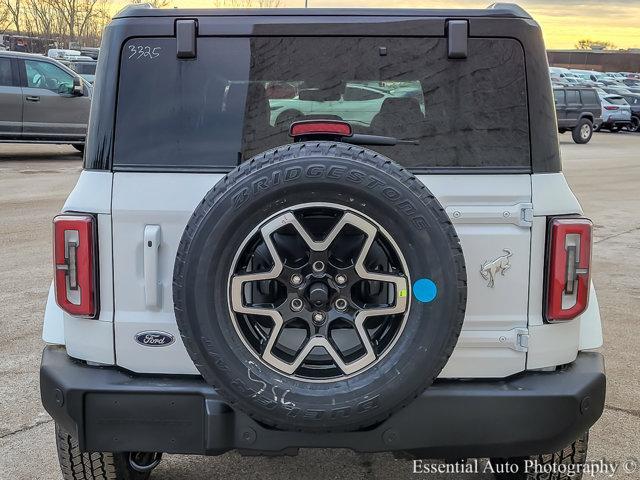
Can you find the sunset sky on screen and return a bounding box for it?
[122,0,640,49]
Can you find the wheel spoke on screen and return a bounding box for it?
[229,213,288,313]
[229,204,410,380]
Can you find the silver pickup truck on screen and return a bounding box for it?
[0,51,90,152]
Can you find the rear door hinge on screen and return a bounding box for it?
[520,204,534,226]
[447,20,468,59]
[446,202,533,228]
[514,327,529,352]
[176,19,198,59]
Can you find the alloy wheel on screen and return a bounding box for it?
[228,203,410,381]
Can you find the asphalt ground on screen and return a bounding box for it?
[0,133,638,479]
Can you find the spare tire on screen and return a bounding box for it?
[173,142,466,432]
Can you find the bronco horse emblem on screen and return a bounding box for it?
[480,249,513,288]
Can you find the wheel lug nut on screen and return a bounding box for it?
[290,274,303,286]
[335,298,347,311]
[335,274,347,286]
[290,298,303,312]
[312,311,326,325]
[312,261,325,273]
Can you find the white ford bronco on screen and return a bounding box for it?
[40,4,605,479]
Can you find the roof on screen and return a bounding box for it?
[114,4,531,19]
[0,50,47,59]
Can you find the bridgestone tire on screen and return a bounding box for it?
[55,424,150,480]
[173,142,467,432]
[490,431,589,480]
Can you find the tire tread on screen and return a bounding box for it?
[173,141,467,432]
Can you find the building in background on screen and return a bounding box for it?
[548,49,640,73]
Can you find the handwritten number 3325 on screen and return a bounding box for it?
[128,45,161,60]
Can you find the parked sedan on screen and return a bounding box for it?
[269,82,424,128]
[597,94,632,132]
[0,51,91,151]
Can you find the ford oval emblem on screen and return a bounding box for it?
[134,331,175,347]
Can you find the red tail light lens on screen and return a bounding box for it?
[545,217,592,322]
[290,120,353,138]
[53,214,98,318]
[603,105,619,110]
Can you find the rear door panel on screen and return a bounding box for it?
[0,57,22,137]
[112,173,531,377]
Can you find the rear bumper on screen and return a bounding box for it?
[41,346,605,458]
[602,117,631,125]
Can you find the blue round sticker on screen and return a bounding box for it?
[413,279,437,303]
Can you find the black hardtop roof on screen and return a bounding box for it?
[115,4,531,19]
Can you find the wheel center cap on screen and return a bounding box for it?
[308,281,329,308]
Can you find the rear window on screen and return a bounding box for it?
[72,62,96,75]
[114,36,530,172]
[606,96,628,105]
[580,90,598,104]
[0,58,13,87]
[566,90,579,104]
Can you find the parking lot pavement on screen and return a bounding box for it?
[0,134,638,480]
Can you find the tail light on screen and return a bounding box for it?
[603,105,619,110]
[53,214,98,317]
[545,217,592,322]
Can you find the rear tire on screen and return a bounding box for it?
[490,431,589,480]
[629,116,639,133]
[571,119,593,144]
[55,424,157,480]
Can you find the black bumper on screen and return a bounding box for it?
[41,346,605,458]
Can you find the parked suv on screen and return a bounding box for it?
[553,87,602,143]
[621,93,640,132]
[40,5,605,480]
[0,51,91,151]
[597,94,632,132]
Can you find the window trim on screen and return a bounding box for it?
[553,89,566,105]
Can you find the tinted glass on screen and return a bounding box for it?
[606,96,628,106]
[580,90,598,104]
[566,90,579,104]
[72,62,96,75]
[25,60,74,93]
[115,37,529,171]
[0,58,13,87]
[553,89,565,104]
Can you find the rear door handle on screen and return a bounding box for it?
[25,95,40,102]
[143,225,162,309]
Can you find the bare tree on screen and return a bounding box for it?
[575,39,617,51]
[42,0,105,42]
[0,4,9,33]
[25,0,63,40]
[0,0,22,34]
